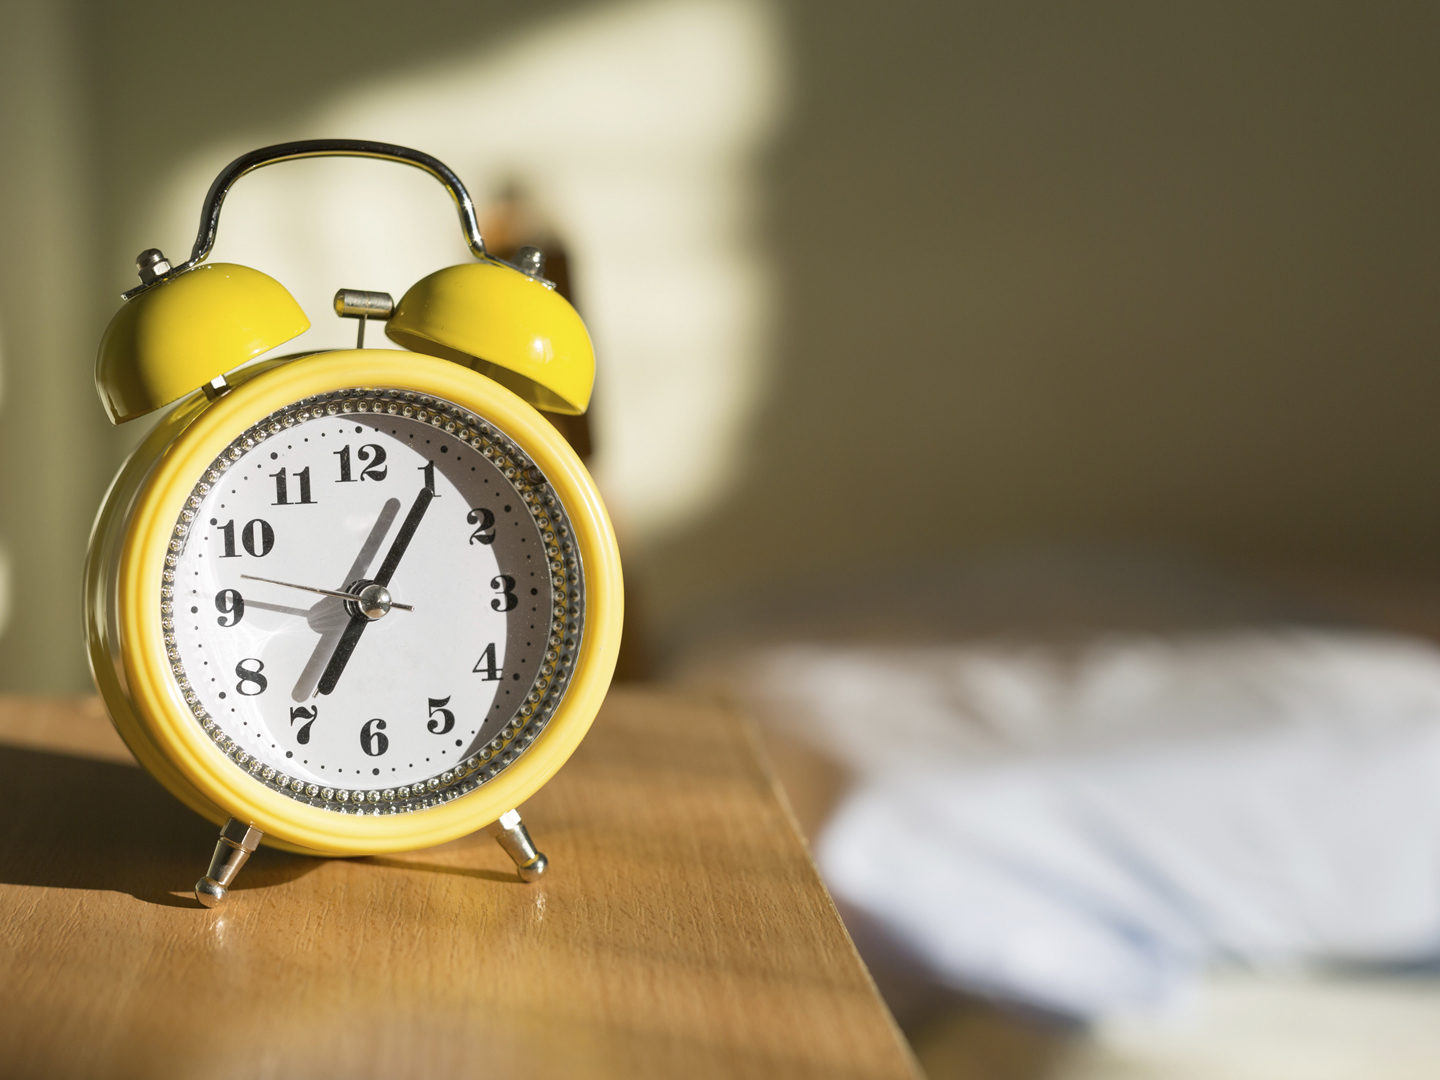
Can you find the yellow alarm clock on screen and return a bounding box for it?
[84,140,622,908]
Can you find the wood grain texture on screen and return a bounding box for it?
[0,688,919,1080]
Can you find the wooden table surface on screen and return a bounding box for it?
[0,688,919,1080]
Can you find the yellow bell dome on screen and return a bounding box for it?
[387,260,594,415]
[96,263,310,424]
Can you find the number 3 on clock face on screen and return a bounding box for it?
[165,393,582,806]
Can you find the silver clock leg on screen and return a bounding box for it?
[487,809,548,883]
[195,818,264,909]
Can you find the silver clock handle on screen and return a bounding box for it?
[123,139,489,300]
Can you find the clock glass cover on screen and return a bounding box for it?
[162,388,583,815]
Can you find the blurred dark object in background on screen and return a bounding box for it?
[482,183,593,460]
[482,183,649,680]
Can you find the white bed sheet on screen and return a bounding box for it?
[701,631,1440,1023]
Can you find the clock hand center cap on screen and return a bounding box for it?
[346,581,393,621]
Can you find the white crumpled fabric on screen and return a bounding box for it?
[743,632,1440,1018]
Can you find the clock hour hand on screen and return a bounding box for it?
[316,484,435,696]
[240,574,414,612]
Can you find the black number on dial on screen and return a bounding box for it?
[335,444,388,483]
[467,507,496,545]
[242,519,274,557]
[427,696,455,735]
[215,588,245,627]
[419,459,437,494]
[290,705,318,745]
[235,658,268,696]
[490,575,518,612]
[360,717,389,757]
[271,466,315,505]
[217,519,274,558]
[357,444,387,481]
[473,642,501,680]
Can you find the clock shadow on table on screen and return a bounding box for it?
[0,744,319,907]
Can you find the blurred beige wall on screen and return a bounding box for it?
[649,1,1440,639]
[0,1,111,692]
[1,1,1438,690]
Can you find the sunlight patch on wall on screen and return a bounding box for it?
[0,545,11,643]
[138,0,782,549]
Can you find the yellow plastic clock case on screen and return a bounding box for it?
[84,141,622,875]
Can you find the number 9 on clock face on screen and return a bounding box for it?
[166,392,580,806]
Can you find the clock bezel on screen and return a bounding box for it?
[166,391,582,815]
[111,349,622,855]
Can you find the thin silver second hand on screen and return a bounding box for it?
[239,574,415,611]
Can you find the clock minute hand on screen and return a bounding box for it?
[315,616,369,698]
[316,485,435,697]
[240,574,415,611]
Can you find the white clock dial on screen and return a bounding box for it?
[162,389,583,814]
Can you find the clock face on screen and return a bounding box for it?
[161,388,584,815]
